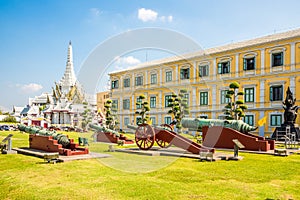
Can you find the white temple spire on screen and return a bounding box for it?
[59,41,77,94]
[67,40,73,63]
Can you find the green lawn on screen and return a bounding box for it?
[0,130,300,200]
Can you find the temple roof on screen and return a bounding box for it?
[59,41,77,92]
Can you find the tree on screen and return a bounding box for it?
[104,99,119,130]
[167,89,190,132]
[81,102,93,131]
[135,95,150,125]
[2,115,17,123]
[223,81,248,120]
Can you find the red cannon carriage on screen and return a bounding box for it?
[127,124,214,154]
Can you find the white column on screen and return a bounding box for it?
[119,76,123,91]
[291,42,296,71]
[145,70,148,88]
[60,112,63,124]
[213,59,216,80]
[175,64,178,81]
[131,95,135,110]
[158,91,162,124]
[119,114,123,130]
[159,68,162,85]
[70,114,74,126]
[64,112,68,124]
[290,76,296,94]
[193,61,197,83]
[261,49,265,75]
[235,54,239,77]
[119,96,123,111]
[132,73,135,87]
[192,87,196,108]
[260,80,265,108]
[211,85,216,119]
[52,112,58,124]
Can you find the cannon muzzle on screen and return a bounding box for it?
[181,118,257,133]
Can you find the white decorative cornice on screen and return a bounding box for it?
[243,52,258,58]
[218,56,233,62]
[198,61,210,66]
[268,47,287,54]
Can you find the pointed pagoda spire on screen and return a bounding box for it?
[59,41,77,94]
[67,40,73,63]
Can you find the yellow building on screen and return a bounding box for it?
[108,28,300,136]
[96,91,110,115]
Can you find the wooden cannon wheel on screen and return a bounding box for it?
[155,124,173,148]
[135,124,155,150]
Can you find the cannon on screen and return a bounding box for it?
[89,123,134,144]
[88,123,120,137]
[181,118,257,133]
[127,123,214,154]
[18,124,70,147]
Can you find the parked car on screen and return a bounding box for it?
[0,125,10,131]
[9,125,17,131]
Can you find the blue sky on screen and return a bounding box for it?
[1,0,300,111]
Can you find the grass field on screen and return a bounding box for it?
[0,130,300,200]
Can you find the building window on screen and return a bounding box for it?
[244,88,254,103]
[270,85,283,101]
[111,80,119,89]
[123,78,130,88]
[135,76,143,86]
[218,61,230,74]
[150,96,156,108]
[270,114,282,126]
[112,100,118,109]
[164,116,172,125]
[165,95,172,107]
[220,90,230,104]
[166,71,172,82]
[124,117,130,126]
[150,117,156,125]
[244,115,254,126]
[272,52,283,67]
[150,74,157,84]
[199,65,209,77]
[180,68,190,79]
[200,92,208,105]
[243,57,255,70]
[136,97,142,109]
[123,99,130,110]
[198,115,208,119]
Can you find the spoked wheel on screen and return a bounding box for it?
[135,124,155,150]
[161,124,173,131]
[156,124,173,148]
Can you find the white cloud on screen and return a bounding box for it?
[90,8,101,17]
[112,56,141,71]
[160,16,166,22]
[115,56,141,65]
[17,83,43,94]
[138,8,158,22]
[138,8,173,23]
